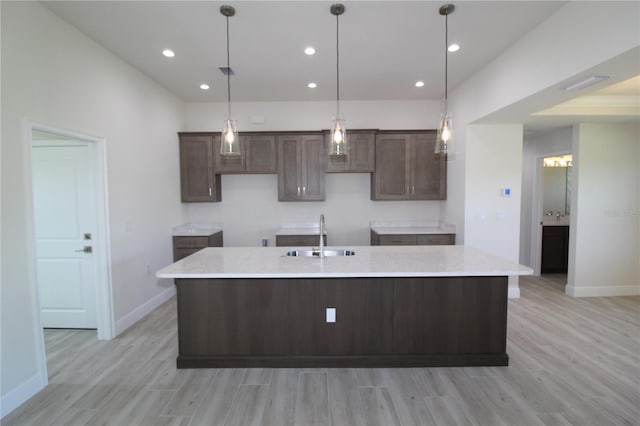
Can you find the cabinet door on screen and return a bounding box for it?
[541,226,569,273]
[372,134,411,200]
[411,132,446,200]
[245,135,277,173]
[378,234,417,245]
[327,131,375,173]
[214,135,246,174]
[300,135,326,200]
[277,135,302,200]
[179,134,220,202]
[415,234,455,245]
[276,235,326,247]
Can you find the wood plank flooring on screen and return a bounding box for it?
[4,275,639,425]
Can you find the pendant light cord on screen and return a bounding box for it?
[226,14,232,118]
[444,12,448,106]
[335,12,340,118]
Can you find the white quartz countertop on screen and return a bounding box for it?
[370,220,455,235]
[156,245,533,279]
[371,226,454,235]
[172,223,223,236]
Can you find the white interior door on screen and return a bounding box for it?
[32,142,97,328]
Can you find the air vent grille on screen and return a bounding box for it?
[219,67,234,76]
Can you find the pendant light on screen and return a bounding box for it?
[435,4,455,156]
[329,3,347,156]
[220,5,240,156]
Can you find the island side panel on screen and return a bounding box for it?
[290,279,394,356]
[176,279,290,358]
[395,276,508,356]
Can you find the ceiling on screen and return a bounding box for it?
[43,1,567,103]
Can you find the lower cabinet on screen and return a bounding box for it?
[276,234,327,247]
[172,231,223,261]
[541,226,569,273]
[371,231,455,246]
[175,276,508,368]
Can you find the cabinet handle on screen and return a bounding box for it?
[412,186,415,195]
[303,186,306,195]
[209,187,212,197]
[297,186,301,196]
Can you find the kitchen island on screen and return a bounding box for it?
[156,245,532,368]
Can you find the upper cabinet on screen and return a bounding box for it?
[325,130,375,173]
[214,134,277,174]
[277,134,326,201]
[371,131,446,200]
[178,133,221,202]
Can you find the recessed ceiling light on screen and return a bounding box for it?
[308,82,317,89]
[304,47,316,55]
[415,81,425,88]
[200,84,210,90]
[448,44,460,52]
[162,49,175,58]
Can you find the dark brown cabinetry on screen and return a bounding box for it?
[175,276,508,368]
[275,234,327,247]
[277,134,326,201]
[541,226,569,273]
[325,130,375,173]
[178,134,220,202]
[176,279,289,357]
[214,134,277,174]
[290,279,394,355]
[371,131,446,200]
[371,231,455,246]
[172,231,223,261]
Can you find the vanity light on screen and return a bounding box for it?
[415,81,425,88]
[162,49,175,58]
[304,47,316,55]
[435,4,455,156]
[220,5,240,156]
[200,83,210,90]
[329,4,347,156]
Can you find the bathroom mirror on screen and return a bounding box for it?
[543,155,572,216]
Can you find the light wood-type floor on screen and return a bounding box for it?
[4,275,639,425]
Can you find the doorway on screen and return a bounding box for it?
[27,123,114,341]
[535,154,572,286]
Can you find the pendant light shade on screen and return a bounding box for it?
[220,5,240,156]
[435,4,455,156]
[329,3,347,156]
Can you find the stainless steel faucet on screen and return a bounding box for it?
[319,214,325,258]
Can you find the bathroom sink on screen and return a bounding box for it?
[285,248,355,257]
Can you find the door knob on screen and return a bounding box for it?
[75,246,93,253]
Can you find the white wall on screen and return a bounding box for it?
[520,127,573,267]
[567,123,639,297]
[184,100,444,246]
[442,1,638,294]
[1,2,184,416]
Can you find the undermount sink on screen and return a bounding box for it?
[286,248,355,257]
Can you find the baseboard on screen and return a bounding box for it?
[508,286,521,299]
[0,372,47,419]
[114,286,175,336]
[566,284,640,297]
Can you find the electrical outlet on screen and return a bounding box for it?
[326,307,336,323]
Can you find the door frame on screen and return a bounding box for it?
[24,120,115,342]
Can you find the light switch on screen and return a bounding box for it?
[326,307,336,323]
